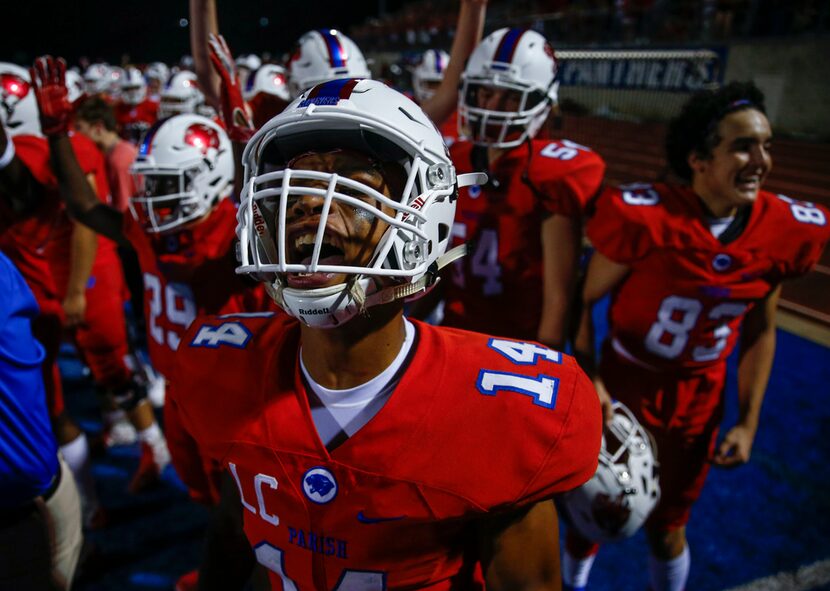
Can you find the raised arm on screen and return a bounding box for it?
[190,0,222,111]
[207,33,253,201]
[30,56,128,247]
[712,284,781,467]
[573,250,630,423]
[479,501,561,591]
[420,0,488,125]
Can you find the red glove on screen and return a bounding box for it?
[30,56,73,137]
[208,33,254,143]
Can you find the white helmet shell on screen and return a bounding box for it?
[288,29,371,97]
[107,66,126,99]
[559,401,661,543]
[459,28,559,148]
[65,68,86,105]
[145,62,170,84]
[236,54,262,72]
[129,114,234,234]
[244,64,290,102]
[0,63,40,137]
[120,67,147,105]
[237,78,482,328]
[84,63,111,95]
[413,49,449,103]
[159,71,204,118]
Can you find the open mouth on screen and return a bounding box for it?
[285,231,347,288]
[735,173,762,194]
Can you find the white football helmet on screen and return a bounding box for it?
[145,62,170,84]
[559,401,660,543]
[244,64,290,102]
[237,78,485,328]
[0,63,40,137]
[107,66,126,99]
[459,28,559,148]
[120,67,147,105]
[288,29,371,97]
[65,68,86,106]
[159,71,204,118]
[84,63,111,95]
[412,49,449,103]
[236,54,262,88]
[130,114,233,234]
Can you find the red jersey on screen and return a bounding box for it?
[122,198,273,378]
[171,314,600,590]
[0,134,117,299]
[114,98,159,145]
[438,109,459,148]
[444,138,605,339]
[588,183,830,371]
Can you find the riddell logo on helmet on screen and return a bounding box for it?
[300,308,329,315]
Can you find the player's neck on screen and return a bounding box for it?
[299,304,407,391]
[692,181,738,219]
[487,146,508,164]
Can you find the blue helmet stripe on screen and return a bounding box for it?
[494,28,525,64]
[138,117,168,156]
[318,30,346,68]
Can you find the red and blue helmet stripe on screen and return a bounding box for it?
[316,29,347,68]
[432,50,446,74]
[138,118,168,156]
[298,78,360,108]
[492,28,527,69]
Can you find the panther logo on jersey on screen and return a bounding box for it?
[302,467,338,504]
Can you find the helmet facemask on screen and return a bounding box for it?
[130,165,215,234]
[459,73,553,148]
[239,142,456,328]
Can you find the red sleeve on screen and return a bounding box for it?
[515,357,602,505]
[11,136,54,187]
[69,134,110,203]
[538,157,605,218]
[164,388,222,505]
[587,184,659,264]
[767,194,830,279]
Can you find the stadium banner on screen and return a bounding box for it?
[556,48,727,92]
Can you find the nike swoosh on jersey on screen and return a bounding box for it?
[356,511,407,524]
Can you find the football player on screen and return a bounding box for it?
[113,66,159,145]
[170,77,601,590]
[437,28,606,351]
[569,82,830,591]
[29,55,275,505]
[412,48,460,146]
[0,61,169,516]
[144,61,170,101]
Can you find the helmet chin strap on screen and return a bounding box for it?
[265,172,488,327]
[268,242,471,328]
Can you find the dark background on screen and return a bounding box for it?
[2,0,408,66]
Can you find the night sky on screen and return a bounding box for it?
[4,0,407,67]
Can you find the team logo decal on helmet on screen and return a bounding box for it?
[183,123,221,154]
[302,467,338,504]
[236,78,486,328]
[558,401,660,543]
[0,63,40,137]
